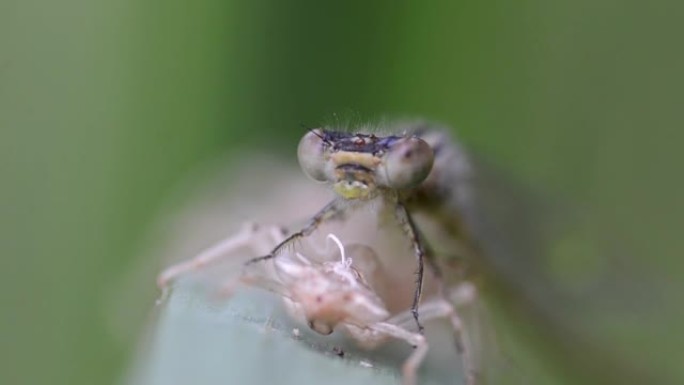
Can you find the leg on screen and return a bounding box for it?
[369,322,428,385]
[393,202,427,333]
[245,199,344,266]
[415,225,453,304]
[157,222,287,289]
[387,284,478,385]
[446,283,478,385]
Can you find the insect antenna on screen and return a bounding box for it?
[300,122,331,145]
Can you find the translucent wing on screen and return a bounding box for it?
[459,154,666,385]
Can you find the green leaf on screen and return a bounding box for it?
[125,281,468,385]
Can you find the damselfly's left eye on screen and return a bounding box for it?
[297,129,329,182]
[379,137,434,189]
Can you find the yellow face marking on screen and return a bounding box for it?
[333,166,378,200]
[333,181,373,200]
[330,152,381,169]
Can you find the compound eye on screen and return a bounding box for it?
[382,137,434,189]
[297,129,329,182]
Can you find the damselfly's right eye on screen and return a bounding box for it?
[297,129,329,182]
[379,136,434,189]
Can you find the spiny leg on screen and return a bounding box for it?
[245,199,345,266]
[393,202,427,333]
[395,203,465,337]
[414,225,452,300]
[395,203,474,374]
[415,228,476,379]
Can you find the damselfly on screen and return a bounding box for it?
[244,121,481,332]
[158,120,487,382]
[154,119,658,385]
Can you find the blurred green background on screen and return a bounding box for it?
[1,1,681,384]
